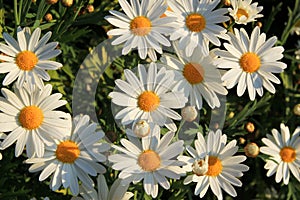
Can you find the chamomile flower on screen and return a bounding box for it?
[0,132,6,160]
[25,115,110,196]
[73,174,133,200]
[0,84,71,158]
[109,62,187,131]
[178,130,249,200]
[109,125,185,198]
[161,45,227,110]
[228,0,263,25]
[215,26,287,101]
[166,0,229,57]
[0,27,62,88]
[260,123,300,185]
[105,0,176,61]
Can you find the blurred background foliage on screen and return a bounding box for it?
[0,0,299,199]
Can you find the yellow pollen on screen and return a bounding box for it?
[239,52,261,73]
[56,140,80,163]
[19,106,44,130]
[15,51,38,71]
[280,146,296,163]
[185,13,206,32]
[138,150,160,171]
[130,16,152,36]
[236,8,249,19]
[206,156,223,176]
[183,62,205,84]
[138,91,160,112]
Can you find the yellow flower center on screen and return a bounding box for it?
[138,150,160,171]
[185,13,206,32]
[206,156,223,176]
[138,91,160,112]
[239,52,261,73]
[130,16,152,36]
[15,50,38,71]
[19,106,44,130]
[236,8,249,19]
[183,62,204,84]
[280,146,296,163]
[56,140,80,163]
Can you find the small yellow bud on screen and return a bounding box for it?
[223,0,231,6]
[293,104,300,116]
[45,0,58,5]
[245,122,255,133]
[62,0,73,7]
[239,137,246,144]
[44,13,53,22]
[256,21,262,28]
[86,4,94,13]
[244,142,260,158]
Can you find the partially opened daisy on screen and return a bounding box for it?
[0,132,6,160]
[260,123,300,185]
[105,0,176,61]
[109,125,185,198]
[166,0,229,57]
[215,26,287,101]
[25,115,110,196]
[0,84,71,158]
[161,44,227,110]
[228,0,263,25]
[109,62,187,131]
[178,130,249,200]
[0,27,62,88]
[73,174,133,200]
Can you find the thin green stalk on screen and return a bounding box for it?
[14,0,20,26]
[18,0,23,24]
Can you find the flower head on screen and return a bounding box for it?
[260,123,300,185]
[109,125,185,198]
[166,0,229,56]
[0,84,71,158]
[105,0,177,61]
[178,130,249,200]
[161,45,227,110]
[215,26,287,100]
[25,115,110,196]
[0,27,62,88]
[228,0,263,25]
[109,62,187,131]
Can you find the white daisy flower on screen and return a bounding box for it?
[260,123,300,185]
[228,0,263,25]
[0,132,7,160]
[108,125,185,198]
[72,174,133,200]
[215,26,287,101]
[109,62,187,132]
[166,0,229,57]
[0,84,71,158]
[178,130,249,200]
[161,44,227,110]
[25,115,110,196]
[0,27,62,88]
[105,0,177,61]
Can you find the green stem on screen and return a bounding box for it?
[14,0,19,26]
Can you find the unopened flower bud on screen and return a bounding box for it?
[62,0,73,7]
[244,142,260,158]
[239,137,246,144]
[181,106,198,122]
[86,4,94,13]
[293,104,300,116]
[228,111,234,118]
[256,21,262,28]
[223,0,231,6]
[245,122,255,133]
[133,120,150,138]
[44,13,53,22]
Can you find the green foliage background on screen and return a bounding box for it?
[0,0,299,199]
